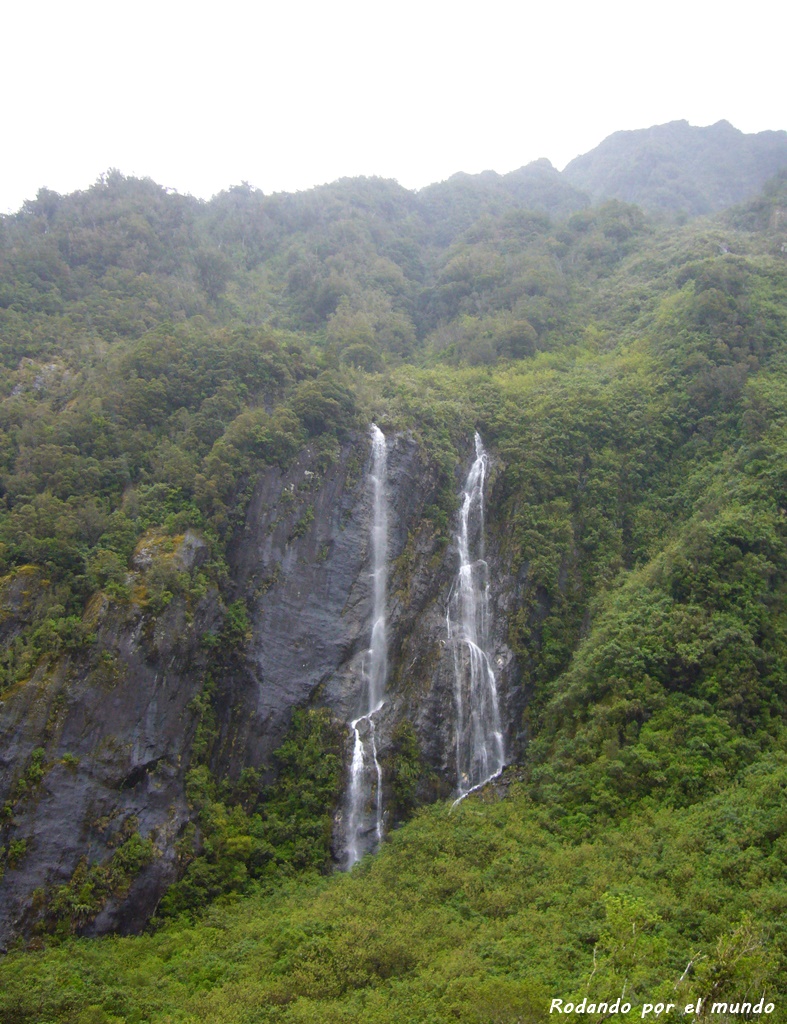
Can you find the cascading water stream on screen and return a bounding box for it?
[446,432,505,803]
[344,424,388,867]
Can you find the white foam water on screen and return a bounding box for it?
[446,432,505,803]
[344,424,388,866]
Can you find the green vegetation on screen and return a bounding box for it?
[158,708,344,918]
[562,120,787,217]
[0,766,785,1022]
[37,829,155,937]
[1,162,787,1020]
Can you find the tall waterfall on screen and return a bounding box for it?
[344,424,388,867]
[446,432,505,801]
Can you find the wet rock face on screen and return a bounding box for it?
[0,587,222,942]
[225,431,447,765]
[0,431,524,943]
[374,445,524,802]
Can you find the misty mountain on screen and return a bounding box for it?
[2,121,787,1022]
[562,118,787,216]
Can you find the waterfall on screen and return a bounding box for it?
[446,432,505,802]
[344,424,388,867]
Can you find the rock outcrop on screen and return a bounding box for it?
[0,430,523,943]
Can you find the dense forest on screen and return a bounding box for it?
[1,122,787,1023]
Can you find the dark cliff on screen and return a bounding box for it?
[0,430,523,943]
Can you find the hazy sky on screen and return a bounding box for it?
[2,0,784,214]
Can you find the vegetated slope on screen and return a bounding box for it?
[2,293,787,1019]
[563,120,787,217]
[415,158,589,244]
[0,173,655,939]
[0,161,787,1020]
[1,757,785,1023]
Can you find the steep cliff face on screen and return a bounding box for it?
[0,430,524,943]
[0,555,223,941]
[227,429,525,859]
[374,444,525,797]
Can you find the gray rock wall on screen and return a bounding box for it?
[0,429,523,943]
[0,587,222,941]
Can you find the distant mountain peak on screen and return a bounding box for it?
[563,119,787,216]
[710,118,737,131]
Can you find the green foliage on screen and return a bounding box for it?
[385,719,429,819]
[3,165,787,1020]
[3,747,50,813]
[159,708,344,919]
[35,830,154,937]
[5,837,28,869]
[1,756,786,1021]
[562,119,787,217]
[291,373,358,438]
[520,389,787,824]
[220,598,251,649]
[264,709,345,866]
[187,675,218,765]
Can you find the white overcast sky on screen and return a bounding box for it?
[2,0,784,214]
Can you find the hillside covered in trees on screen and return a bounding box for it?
[1,122,787,1023]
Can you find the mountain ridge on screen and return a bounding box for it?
[562,118,787,215]
[6,119,787,229]
[0,128,786,1021]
